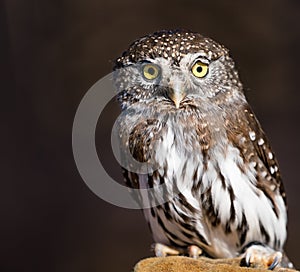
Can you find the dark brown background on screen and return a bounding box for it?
[5,0,300,271]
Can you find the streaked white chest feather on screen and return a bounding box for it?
[142,125,287,258]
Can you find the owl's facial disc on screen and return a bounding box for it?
[137,56,210,108]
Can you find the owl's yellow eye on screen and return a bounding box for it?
[142,64,160,80]
[191,61,209,78]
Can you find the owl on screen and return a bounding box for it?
[113,30,293,269]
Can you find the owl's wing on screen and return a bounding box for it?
[122,168,141,189]
[242,106,287,208]
[119,118,162,210]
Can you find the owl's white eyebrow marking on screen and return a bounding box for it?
[179,53,211,69]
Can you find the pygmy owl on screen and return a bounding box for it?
[113,30,294,269]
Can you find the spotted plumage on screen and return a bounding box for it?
[113,30,293,269]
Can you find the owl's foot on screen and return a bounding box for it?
[188,245,203,258]
[154,243,180,257]
[241,243,282,270]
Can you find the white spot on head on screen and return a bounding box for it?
[249,131,256,141]
[270,166,275,174]
[268,152,273,160]
[258,138,264,146]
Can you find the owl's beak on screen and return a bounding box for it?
[167,87,186,109]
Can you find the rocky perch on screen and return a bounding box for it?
[134,256,298,272]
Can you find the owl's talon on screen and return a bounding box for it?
[188,245,203,258]
[242,244,282,269]
[268,256,280,270]
[154,243,180,257]
[245,251,251,267]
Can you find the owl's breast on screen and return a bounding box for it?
[138,118,286,257]
[151,119,206,202]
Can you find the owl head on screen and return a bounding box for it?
[113,30,244,112]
